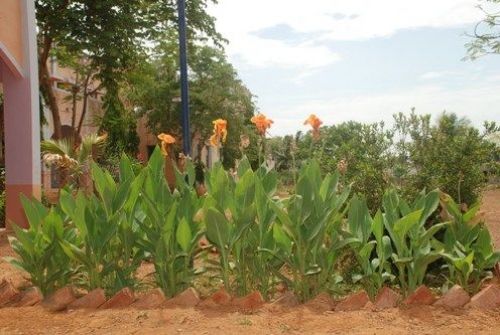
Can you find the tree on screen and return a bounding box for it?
[466,0,500,59]
[35,0,222,139]
[124,33,258,167]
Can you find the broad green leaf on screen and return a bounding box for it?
[204,207,231,249]
[394,209,423,239]
[273,223,292,254]
[176,218,192,252]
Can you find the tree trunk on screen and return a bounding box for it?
[77,71,97,135]
[71,71,79,130]
[38,36,62,139]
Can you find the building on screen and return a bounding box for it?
[0,0,40,229]
[0,1,219,223]
[40,57,105,202]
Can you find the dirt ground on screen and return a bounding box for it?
[482,188,500,249]
[0,189,499,335]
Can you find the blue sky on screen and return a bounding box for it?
[209,0,500,136]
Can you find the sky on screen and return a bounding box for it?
[208,0,500,136]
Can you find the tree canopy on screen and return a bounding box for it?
[466,0,500,59]
[36,0,222,140]
[123,31,258,166]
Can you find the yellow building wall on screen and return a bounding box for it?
[0,0,24,67]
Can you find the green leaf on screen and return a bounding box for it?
[176,218,192,252]
[273,223,292,254]
[20,195,47,229]
[204,207,231,249]
[394,209,423,239]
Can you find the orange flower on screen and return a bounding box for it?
[304,114,323,139]
[157,133,176,156]
[210,119,228,147]
[251,113,273,136]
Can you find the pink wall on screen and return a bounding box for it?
[0,1,41,229]
[0,0,24,74]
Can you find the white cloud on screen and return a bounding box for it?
[229,35,340,69]
[210,0,486,69]
[266,83,500,136]
[419,71,461,80]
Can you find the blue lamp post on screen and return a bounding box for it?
[177,0,191,156]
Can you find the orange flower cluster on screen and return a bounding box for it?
[251,113,273,136]
[304,114,323,139]
[209,119,228,147]
[157,133,176,157]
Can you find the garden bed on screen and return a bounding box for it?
[1,188,500,334]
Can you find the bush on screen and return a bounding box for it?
[138,148,204,297]
[203,157,281,298]
[294,121,394,211]
[393,112,495,205]
[440,192,500,292]
[7,148,498,302]
[270,160,351,302]
[6,196,75,295]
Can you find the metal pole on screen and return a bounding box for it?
[177,0,191,155]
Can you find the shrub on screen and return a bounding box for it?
[270,159,350,302]
[345,195,394,298]
[138,148,204,297]
[381,189,448,296]
[294,121,394,211]
[393,112,495,205]
[6,196,75,295]
[203,157,281,298]
[439,192,500,292]
[58,156,146,295]
[7,144,498,303]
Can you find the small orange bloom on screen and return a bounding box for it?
[304,114,323,139]
[210,119,228,147]
[157,133,176,156]
[251,113,273,136]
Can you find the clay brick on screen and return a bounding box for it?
[335,290,369,311]
[434,285,470,309]
[100,287,135,309]
[233,291,265,311]
[211,287,232,306]
[132,288,166,309]
[42,286,77,312]
[69,288,106,309]
[374,287,401,309]
[466,285,500,310]
[14,287,43,307]
[403,285,436,305]
[0,280,21,307]
[163,288,200,308]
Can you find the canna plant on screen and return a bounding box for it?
[203,157,282,298]
[345,195,394,298]
[269,159,350,302]
[382,189,448,296]
[6,195,76,296]
[245,161,282,297]
[439,193,500,292]
[58,155,146,295]
[137,147,204,298]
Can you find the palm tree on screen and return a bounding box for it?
[41,133,107,194]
